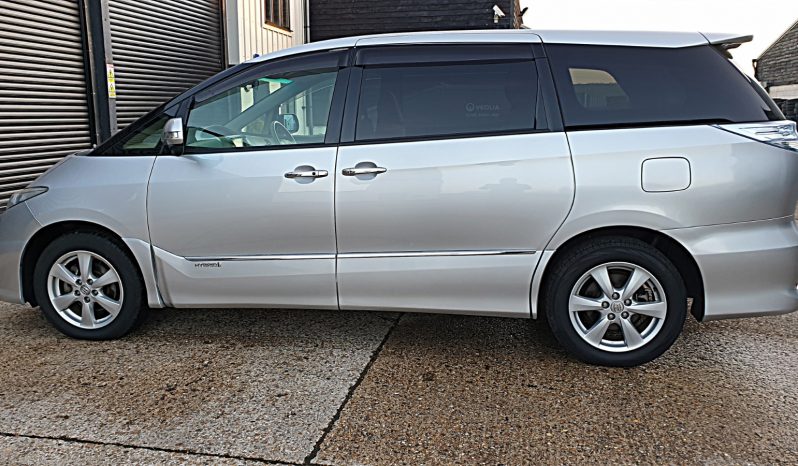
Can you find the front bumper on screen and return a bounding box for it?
[666,216,798,321]
[0,203,42,304]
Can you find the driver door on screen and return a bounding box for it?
[147,51,348,308]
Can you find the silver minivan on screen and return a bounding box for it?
[1,30,797,366]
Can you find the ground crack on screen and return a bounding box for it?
[0,431,296,465]
[303,313,403,464]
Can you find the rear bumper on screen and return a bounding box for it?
[0,203,42,304]
[666,216,798,321]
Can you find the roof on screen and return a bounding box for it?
[248,29,752,64]
[756,18,798,61]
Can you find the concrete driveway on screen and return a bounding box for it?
[0,302,796,465]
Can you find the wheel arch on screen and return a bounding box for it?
[537,225,705,321]
[21,221,149,307]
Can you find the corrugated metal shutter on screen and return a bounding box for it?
[0,0,93,209]
[109,0,225,128]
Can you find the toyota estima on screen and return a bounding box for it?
[1,30,797,366]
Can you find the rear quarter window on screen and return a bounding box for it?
[546,44,782,129]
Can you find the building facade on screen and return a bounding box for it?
[755,19,798,121]
[0,0,305,208]
[309,0,524,42]
[226,0,308,65]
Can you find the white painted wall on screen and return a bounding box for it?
[769,85,798,100]
[226,0,306,66]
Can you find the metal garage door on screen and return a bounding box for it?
[0,0,93,209]
[109,0,225,128]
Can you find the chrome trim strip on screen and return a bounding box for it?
[339,249,537,259]
[186,250,536,262]
[187,254,336,262]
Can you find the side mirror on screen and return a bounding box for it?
[280,113,300,133]
[163,117,184,146]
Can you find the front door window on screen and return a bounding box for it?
[185,69,338,151]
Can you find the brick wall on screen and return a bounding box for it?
[775,99,798,123]
[309,0,522,42]
[756,20,798,88]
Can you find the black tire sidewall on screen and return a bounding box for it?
[33,232,144,340]
[546,241,687,367]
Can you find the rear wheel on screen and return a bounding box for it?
[33,232,146,340]
[544,238,687,367]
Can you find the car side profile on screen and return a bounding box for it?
[1,30,797,366]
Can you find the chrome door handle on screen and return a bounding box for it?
[342,167,387,176]
[285,169,328,179]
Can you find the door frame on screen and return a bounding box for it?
[169,48,354,153]
[143,48,355,309]
[332,41,573,317]
[339,42,563,145]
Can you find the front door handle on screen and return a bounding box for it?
[342,166,387,176]
[285,168,329,179]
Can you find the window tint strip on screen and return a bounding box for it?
[194,50,349,103]
[355,44,533,66]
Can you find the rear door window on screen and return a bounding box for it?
[547,44,782,129]
[355,61,539,142]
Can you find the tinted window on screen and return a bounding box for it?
[91,103,178,156]
[186,69,338,152]
[122,116,168,152]
[547,45,782,129]
[355,61,538,142]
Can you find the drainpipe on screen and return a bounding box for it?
[83,0,116,142]
[304,0,311,43]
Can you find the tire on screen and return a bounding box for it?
[543,237,687,367]
[33,231,147,340]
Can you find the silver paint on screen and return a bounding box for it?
[21,156,159,305]
[548,125,798,246]
[337,253,540,317]
[335,132,574,316]
[147,148,339,307]
[153,246,338,309]
[247,29,733,65]
[0,203,42,304]
[665,217,798,320]
[0,30,795,330]
[123,238,164,307]
[25,156,153,241]
[641,158,691,193]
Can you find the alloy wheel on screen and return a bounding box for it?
[46,250,125,330]
[568,262,667,353]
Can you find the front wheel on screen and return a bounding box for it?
[33,232,147,340]
[544,238,687,367]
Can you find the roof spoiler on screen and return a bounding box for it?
[701,33,754,57]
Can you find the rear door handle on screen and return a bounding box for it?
[342,167,387,176]
[285,169,328,179]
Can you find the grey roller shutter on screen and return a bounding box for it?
[0,0,93,209]
[109,0,225,128]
